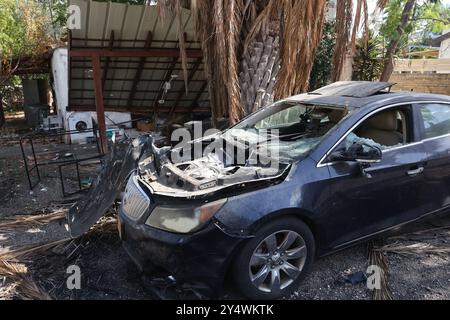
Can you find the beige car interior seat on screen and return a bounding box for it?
[357,110,403,146]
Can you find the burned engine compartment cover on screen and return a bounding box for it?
[66,136,153,238]
[155,154,284,192]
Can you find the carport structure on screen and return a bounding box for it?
[68,0,210,154]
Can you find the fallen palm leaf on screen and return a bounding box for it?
[0,210,66,232]
[1,217,117,260]
[368,240,393,300]
[0,212,118,299]
[0,238,72,260]
[388,224,450,241]
[375,242,450,256]
[0,260,51,300]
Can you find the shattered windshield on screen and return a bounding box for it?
[227,102,347,161]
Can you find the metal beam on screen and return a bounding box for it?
[70,48,202,58]
[71,97,208,103]
[70,37,199,44]
[102,30,115,90]
[91,54,108,155]
[190,81,208,111]
[69,105,210,114]
[71,66,203,72]
[127,31,153,108]
[153,57,178,116]
[71,77,205,83]
[70,88,205,94]
[169,57,202,116]
[68,30,73,120]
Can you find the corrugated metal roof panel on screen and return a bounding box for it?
[69,0,209,117]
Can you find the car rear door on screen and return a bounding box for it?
[323,105,429,249]
[416,102,450,212]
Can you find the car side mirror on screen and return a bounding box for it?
[328,142,382,178]
[329,142,382,163]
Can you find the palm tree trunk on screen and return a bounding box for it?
[332,0,353,82]
[333,0,368,82]
[239,21,280,115]
[380,0,416,82]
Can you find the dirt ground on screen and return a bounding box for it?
[0,116,449,300]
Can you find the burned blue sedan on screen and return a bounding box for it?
[68,81,450,299]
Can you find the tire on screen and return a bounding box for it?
[232,217,315,300]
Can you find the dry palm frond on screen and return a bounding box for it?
[162,0,326,122]
[0,238,72,260]
[225,0,245,123]
[368,241,394,300]
[242,0,277,53]
[376,242,450,256]
[0,260,51,300]
[192,0,222,125]
[190,0,246,124]
[0,214,117,261]
[0,210,66,232]
[0,213,119,300]
[87,216,118,237]
[389,224,450,240]
[274,0,327,98]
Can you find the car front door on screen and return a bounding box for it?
[322,105,429,250]
[416,103,450,212]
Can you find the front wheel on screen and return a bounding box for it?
[232,217,315,299]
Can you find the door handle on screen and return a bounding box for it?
[407,167,424,176]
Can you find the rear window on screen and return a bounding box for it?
[419,104,450,139]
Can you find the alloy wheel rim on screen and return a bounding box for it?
[249,230,307,294]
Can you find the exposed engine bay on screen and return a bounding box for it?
[137,138,290,198]
[136,102,346,198]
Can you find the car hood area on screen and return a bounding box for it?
[67,134,291,237]
[137,140,291,200]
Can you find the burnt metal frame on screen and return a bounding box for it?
[58,158,84,198]
[20,135,41,190]
[20,128,102,194]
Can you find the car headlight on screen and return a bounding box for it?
[145,199,227,234]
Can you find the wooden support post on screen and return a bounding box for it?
[91,54,108,155]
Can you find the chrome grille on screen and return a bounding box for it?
[122,175,150,221]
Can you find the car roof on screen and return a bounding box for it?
[285,81,450,110]
[310,81,395,98]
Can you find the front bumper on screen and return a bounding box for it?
[118,208,245,296]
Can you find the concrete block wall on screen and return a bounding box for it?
[389,74,450,96]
